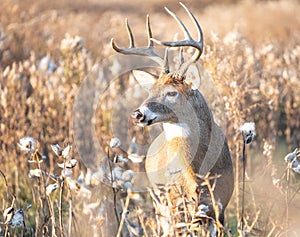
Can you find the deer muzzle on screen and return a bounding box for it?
[131,109,144,123]
[131,108,157,126]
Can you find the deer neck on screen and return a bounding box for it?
[162,122,191,159]
[163,123,191,142]
[162,122,198,159]
[161,122,198,200]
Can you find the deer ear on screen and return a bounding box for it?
[132,70,157,90]
[184,64,201,90]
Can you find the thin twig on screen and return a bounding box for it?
[107,149,121,228]
[203,175,223,232]
[288,186,300,204]
[1,170,16,237]
[266,220,277,237]
[241,141,246,234]
[34,151,56,236]
[116,189,132,237]
[47,196,56,236]
[136,207,149,237]
[4,223,9,237]
[247,210,260,232]
[59,177,65,236]
[68,194,72,237]
[235,142,241,229]
[73,212,80,236]
[0,169,16,205]
[285,164,290,236]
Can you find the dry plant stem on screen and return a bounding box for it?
[241,141,246,233]
[235,142,240,227]
[285,166,290,236]
[68,194,72,237]
[180,188,189,225]
[44,173,57,236]
[59,178,65,236]
[31,186,40,237]
[1,170,16,237]
[137,208,148,237]
[288,186,300,204]
[107,150,121,231]
[15,158,20,203]
[34,152,56,236]
[0,170,16,205]
[48,197,56,237]
[247,210,260,233]
[4,222,9,237]
[67,195,79,237]
[204,177,222,230]
[166,192,176,236]
[116,190,132,237]
[72,210,80,236]
[267,221,277,237]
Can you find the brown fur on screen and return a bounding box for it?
[146,134,198,202]
[156,73,192,96]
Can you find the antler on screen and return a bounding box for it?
[111,15,169,73]
[151,2,204,78]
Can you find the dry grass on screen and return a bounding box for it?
[1,0,300,236]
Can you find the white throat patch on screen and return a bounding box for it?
[163,123,190,141]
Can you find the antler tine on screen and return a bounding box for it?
[150,7,194,48]
[177,2,204,76]
[180,2,203,50]
[110,19,137,53]
[125,18,135,48]
[146,15,154,48]
[164,48,170,73]
[179,47,184,65]
[164,6,193,41]
[111,16,165,68]
[150,2,204,77]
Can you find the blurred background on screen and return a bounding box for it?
[1,0,300,66]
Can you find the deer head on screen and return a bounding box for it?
[111,2,204,133]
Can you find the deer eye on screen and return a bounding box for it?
[166,91,178,97]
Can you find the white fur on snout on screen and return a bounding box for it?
[163,123,190,141]
[138,106,157,126]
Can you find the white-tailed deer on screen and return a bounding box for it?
[112,2,234,231]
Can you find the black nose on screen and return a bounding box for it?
[131,109,144,121]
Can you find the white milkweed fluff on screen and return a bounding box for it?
[239,122,256,144]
